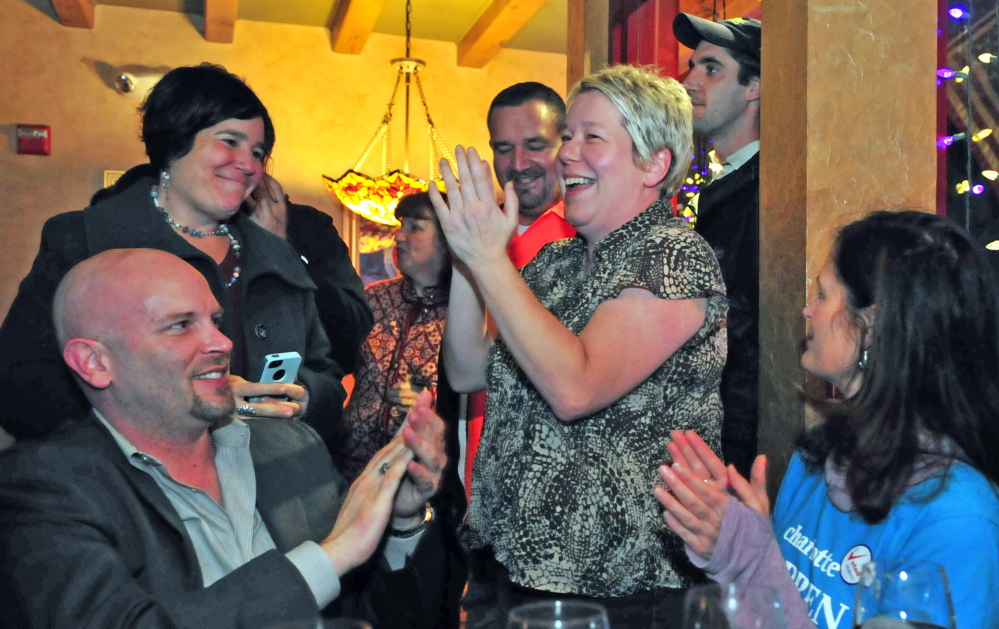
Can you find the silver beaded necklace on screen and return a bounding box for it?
[150,185,242,287]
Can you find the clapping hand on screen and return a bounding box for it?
[654,431,768,559]
[390,389,446,528]
[320,390,446,574]
[429,146,519,271]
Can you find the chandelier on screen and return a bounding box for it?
[324,0,455,227]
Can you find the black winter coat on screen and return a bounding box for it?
[0,174,345,441]
[695,152,760,476]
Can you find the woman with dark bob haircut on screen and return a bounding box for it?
[657,210,999,629]
[0,64,345,441]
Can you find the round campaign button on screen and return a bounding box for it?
[840,545,872,585]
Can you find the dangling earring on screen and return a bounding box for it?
[160,170,171,201]
[858,348,869,371]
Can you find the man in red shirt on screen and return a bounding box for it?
[463,83,576,500]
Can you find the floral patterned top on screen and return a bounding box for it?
[469,198,728,597]
[340,276,448,482]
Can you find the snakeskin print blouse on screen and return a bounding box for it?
[469,198,727,597]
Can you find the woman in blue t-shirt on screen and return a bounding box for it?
[655,210,999,629]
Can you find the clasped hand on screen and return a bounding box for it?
[429,146,520,270]
[321,389,446,575]
[654,430,769,559]
[386,381,420,415]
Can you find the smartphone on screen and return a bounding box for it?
[259,351,302,384]
[248,351,302,402]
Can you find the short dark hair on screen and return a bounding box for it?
[487,82,566,130]
[140,64,276,172]
[799,210,999,523]
[395,191,452,289]
[729,48,760,86]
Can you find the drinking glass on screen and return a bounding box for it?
[854,560,956,629]
[683,582,786,629]
[507,600,610,629]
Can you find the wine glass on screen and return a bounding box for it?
[683,582,786,629]
[507,600,610,629]
[854,560,956,629]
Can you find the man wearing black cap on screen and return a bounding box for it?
[673,13,761,477]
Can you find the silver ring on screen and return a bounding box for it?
[378,461,392,475]
[236,404,256,417]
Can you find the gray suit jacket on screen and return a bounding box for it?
[0,414,445,629]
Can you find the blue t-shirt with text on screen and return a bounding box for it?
[772,454,999,629]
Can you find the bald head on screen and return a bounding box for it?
[54,249,207,348]
[54,249,234,432]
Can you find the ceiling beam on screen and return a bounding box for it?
[52,0,95,29]
[457,0,549,68]
[205,0,238,43]
[328,0,389,55]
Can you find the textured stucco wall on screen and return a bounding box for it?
[805,0,939,283]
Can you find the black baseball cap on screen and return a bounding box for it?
[672,13,761,60]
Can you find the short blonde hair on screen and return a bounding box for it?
[567,65,693,198]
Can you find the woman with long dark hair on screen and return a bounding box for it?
[656,210,999,629]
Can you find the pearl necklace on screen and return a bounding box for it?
[150,186,242,287]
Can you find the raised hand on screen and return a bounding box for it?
[390,389,447,527]
[727,453,770,518]
[654,430,770,559]
[429,146,519,270]
[321,441,414,574]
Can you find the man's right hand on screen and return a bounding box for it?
[319,440,414,575]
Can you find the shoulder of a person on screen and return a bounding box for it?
[624,216,713,259]
[38,209,87,247]
[84,174,156,218]
[234,213,315,288]
[286,201,333,227]
[774,453,818,501]
[908,462,999,523]
[364,276,403,295]
[0,418,117,480]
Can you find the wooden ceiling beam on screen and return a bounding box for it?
[51,0,95,29]
[328,0,389,55]
[205,0,238,43]
[457,0,548,68]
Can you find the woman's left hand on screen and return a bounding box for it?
[654,430,731,559]
[229,374,309,419]
[430,146,519,270]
